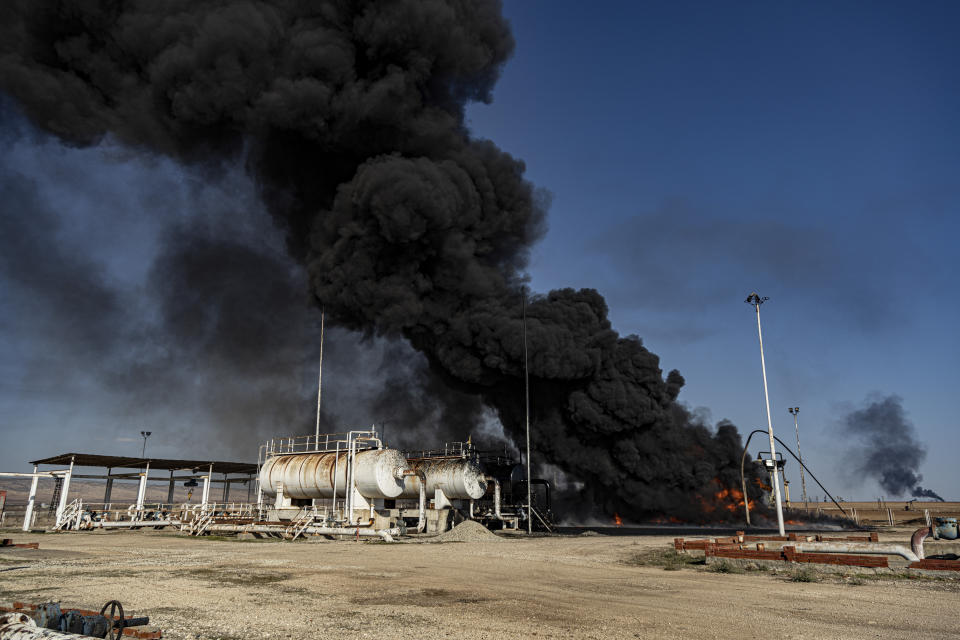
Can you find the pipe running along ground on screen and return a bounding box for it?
[791,541,919,562]
[202,523,401,542]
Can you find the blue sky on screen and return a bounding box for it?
[1,1,958,501]
[465,1,959,499]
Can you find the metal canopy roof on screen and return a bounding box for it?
[29,453,257,475]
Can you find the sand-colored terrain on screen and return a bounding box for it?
[1,527,957,639]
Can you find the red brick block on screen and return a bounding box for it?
[909,560,960,571]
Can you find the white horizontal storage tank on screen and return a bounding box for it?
[259,449,406,499]
[400,458,487,500]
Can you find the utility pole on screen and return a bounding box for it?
[523,287,532,535]
[745,292,785,536]
[789,407,808,510]
[315,307,325,448]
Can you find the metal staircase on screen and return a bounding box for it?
[190,511,215,536]
[285,510,317,541]
[54,499,82,531]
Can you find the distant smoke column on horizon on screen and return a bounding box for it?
[0,0,763,519]
[841,394,943,501]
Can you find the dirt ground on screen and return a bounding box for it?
[0,527,957,640]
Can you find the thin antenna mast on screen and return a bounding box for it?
[315,307,325,447]
[523,288,532,535]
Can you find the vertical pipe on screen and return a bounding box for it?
[222,473,230,502]
[791,408,809,509]
[314,307,325,447]
[55,456,75,525]
[22,466,39,532]
[167,471,175,504]
[135,461,150,513]
[488,477,502,520]
[331,442,340,521]
[201,464,212,510]
[523,288,532,535]
[347,436,357,524]
[104,468,114,507]
[753,300,785,537]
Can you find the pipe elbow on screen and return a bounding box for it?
[911,527,931,560]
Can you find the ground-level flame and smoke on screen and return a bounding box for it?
[0,0,766,521]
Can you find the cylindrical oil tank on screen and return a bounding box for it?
[400,458,487,500]
[259,449,406,499]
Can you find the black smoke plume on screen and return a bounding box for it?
[1,0,762,520]
[841,395,943,501]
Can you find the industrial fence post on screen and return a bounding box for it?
[135,462,150,515]
[55,457,75,526]
[22,466,39,532]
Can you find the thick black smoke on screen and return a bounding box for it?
[0,122,485,459]
[841,395,943,501]
[0,0,761,519]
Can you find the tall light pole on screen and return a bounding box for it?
[788,407,808,510]
[315,307,325,448]
[745,292,785,536]
[140,430,152,458]
[522,287,532,535]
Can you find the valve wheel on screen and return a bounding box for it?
[99,600,125,640]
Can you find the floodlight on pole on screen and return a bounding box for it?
[745,292,785,536]
[788,407,808,509]
[140,430,152,458]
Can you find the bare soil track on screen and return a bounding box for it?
[0,528,956,639]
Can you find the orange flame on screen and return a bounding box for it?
[703,479,755,514]
[613,513,623,527]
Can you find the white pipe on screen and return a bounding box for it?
[911,527,931,560]
[203,523,399,542]
[402,470,427,533]
[89,519,177,529]
[201,464,212,511]
[22,466,39,532]
[331,441,341,520]
[55,457,75,526]
[346,435,356,523]
[486,477,503,520]
[792,541,919,562]
[135,462,150,514]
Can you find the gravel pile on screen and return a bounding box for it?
[435,520,501,542]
